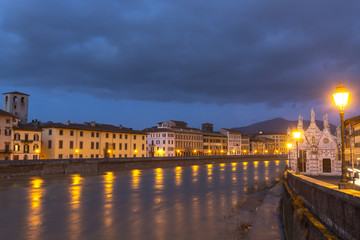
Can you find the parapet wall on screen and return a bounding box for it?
[284,170,360,240]
[0,155,285,178]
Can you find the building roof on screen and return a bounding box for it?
[41,121,146,134]
[257,132,287,136]
[13,123,42,132]
[345,115,360,124]
[143,127,177,133]
[144,127,203,135]
[221,128,242,134]
[203,132,227,138]
[2,91,30,96]
[0,109,14,117]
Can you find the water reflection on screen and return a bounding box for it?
[192,165,199,182]
[27,177,44,240]
[132,169,141,190]
[154,168,163,191]
[175,166,182,187]
[69,174,83,240]
[103,172,115,234]
[207,164,213,182]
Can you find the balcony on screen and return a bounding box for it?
[21,140,33,143]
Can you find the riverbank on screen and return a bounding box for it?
[0,154,286,178]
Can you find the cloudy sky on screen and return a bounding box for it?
[1,0,359,130]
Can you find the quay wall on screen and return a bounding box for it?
[283,170,360,240]
[0,155,286,178]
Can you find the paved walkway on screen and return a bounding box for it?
[309,175,360,191]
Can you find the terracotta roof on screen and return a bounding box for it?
[0,109,14,117]
[221,128,242,134]
[203,132,227,137]
[2,91,30,96]
[13,123,42,131]
[41,122,146,134]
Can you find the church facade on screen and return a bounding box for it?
[288,109,341,176]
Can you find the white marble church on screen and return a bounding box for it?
[288,109,342,176]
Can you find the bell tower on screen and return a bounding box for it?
[3,91,30,123]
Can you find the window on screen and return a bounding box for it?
[162,134,166,137]
[134,135,136,140]
[119,154,122,158]
[134,144,136,150]
[14,96,17,103]
[96,142,99,149]
[6,119,10,124]
[106,133,109,138]
[119,134,122,139]
[91,132,95,137]
[59,130,63,135]
[125,143,128,150]
[142,144,145,150]
[119,143,122,150]
[112,143,116,150]
[48,140,52,149]
[59,154,63,159]
[33,155,38,160]
[113,134,116,138]
[125,135,128,139]
[49,129,52,135]
[142,136,145,140]
[14,144,20,151]
[163,140,165,144]
[24,134,29,141]
[34,134,39,141]
[70,141,74,149]
[59,140,63,149]
[133,155,136,158]
[96,154,99,158]
[33,144,39,151]
[91,154,94,158]
[14,133,20,140]
[79,154,83,158]
[69,154,73,159]
[91,142,94,149]
[124,154,127,157]
[80,131,83,137]
[24,144,29,153]
[96,132,99,138]
[70,131,74,136]
[5,129,11,136]
[79,141,83,149]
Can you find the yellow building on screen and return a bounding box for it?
[203,132,227,155]
[257,132,287,154]
[12,123,42,160]
[0,110,18,160]
[41,121,146,159]
[241,135,250,154]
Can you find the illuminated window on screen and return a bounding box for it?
[14,144,20,151]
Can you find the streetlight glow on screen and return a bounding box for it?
[286,143,293,149]
[333,80,349,111]
[293,129,301,140]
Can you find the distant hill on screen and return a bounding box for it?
[232,118,337,135]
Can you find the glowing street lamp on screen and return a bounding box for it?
[134,149,138,153]
[35,149,40,154]
[286,142,293,169]
[75,149,80,154]
[333,80,350,189]
[293,129,301,174]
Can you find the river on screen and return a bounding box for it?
[0,159,286,240]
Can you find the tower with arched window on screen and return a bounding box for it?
[2,91,29,123]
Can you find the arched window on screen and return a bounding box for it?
[34,134,39,141]
[5,96,8,102]
[14,144,20,152]
[14,96,17,103]
[21,97,25,106]
[33,144,39,151]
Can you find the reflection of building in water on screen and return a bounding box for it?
[175,166,182,186]
[288,109,341,176]
[27,177,44,240]
[207,164,213,181]
[154,168,163,190]
[103,172,115,232]
[132,169,141,190]
[192,165,199,182]
[69,174,83,240]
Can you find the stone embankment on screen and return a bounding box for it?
[0,154,286,178]
[283,169,360,240]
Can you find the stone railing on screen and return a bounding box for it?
[284,170,360,240]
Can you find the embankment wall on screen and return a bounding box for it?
[0,155,286,178]
[283,170,360,240]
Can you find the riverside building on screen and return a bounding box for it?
[202,123,227,155]
[12,122,42,160]
[0,110,18,160]
[41,121,146,159]
[220,128,242,155]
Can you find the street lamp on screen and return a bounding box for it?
[286,142,293,170]
[333,80,350,189]
[293,129,301,174]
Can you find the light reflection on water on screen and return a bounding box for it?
[0,160,286,240]
[27,177,44,240]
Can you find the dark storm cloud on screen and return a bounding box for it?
[0,0,360,106]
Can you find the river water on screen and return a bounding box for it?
[0,159,286,240]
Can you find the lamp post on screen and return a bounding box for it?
[293,129,301,174]
[333,80,350,189]
[287,142,293,170]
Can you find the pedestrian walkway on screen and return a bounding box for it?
[310,175,360,191]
